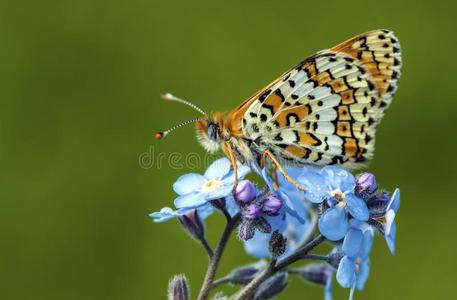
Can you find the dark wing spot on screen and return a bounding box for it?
[286,113,299,126]
[288,80,295,88]
[262,103,275,115]
[317,100,323,106]
[274,133,283,141]
[378,34,386,40]
[249,112,258,118]
[259,89,272,102]
[260,114,267,122]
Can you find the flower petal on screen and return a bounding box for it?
[321,166,356,193]
[204,184,233,200]
[356,258,370,291]
[385,219,397,255]
[324,273,333,300]
[342,229,363,258]
[204,157,231,179]
[174,192,207,208]
[243,231,271,258]
[387,188,400,213]
[173,173,206,195]
[336,256,356,288]
[346,194,369,221]
[361,230,374,259]
[297,169,328,203]
[149,207,181,222]
[318,205,349,241]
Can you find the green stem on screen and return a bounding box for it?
[197,213,241,300]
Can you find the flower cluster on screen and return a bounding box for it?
[150,158,400,300]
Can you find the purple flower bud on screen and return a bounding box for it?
[293,264,332,286]
[356,173,378,199]
[178,210,204,240]
[255,272,288,299]
[168,274,189,300]
[235,180,257,203]
[243,203,262,220]
[269,230,287,258]
[262,196,283,215]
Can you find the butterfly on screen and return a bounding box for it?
[156,29,402,191]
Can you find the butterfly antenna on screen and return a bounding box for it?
[155,118,203,140]
[161,93,207,116]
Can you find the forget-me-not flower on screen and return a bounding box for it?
[295,166,369,241]
[336,226,374,300]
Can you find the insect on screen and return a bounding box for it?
[156,29,402,191]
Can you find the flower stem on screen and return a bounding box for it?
[211,276,232,290]
[199,237,214,258]
[231,258,277,300]
[197,213,241,300]
[274,235,325,271]
[231,235,326,299]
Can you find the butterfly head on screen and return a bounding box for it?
[195,113,225,153]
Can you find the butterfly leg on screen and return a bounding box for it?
[224,141,239,196]
[261,150,307,192]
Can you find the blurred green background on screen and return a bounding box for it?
[1,0,456,299]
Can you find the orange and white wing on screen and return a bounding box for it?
[238,29,401,168]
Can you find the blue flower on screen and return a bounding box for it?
[336,227,374,299]
[294,166,369,241]
[150,157,248,223]
[173,157,250,209]
[384,188,400,254]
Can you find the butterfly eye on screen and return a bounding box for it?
[207,123,219,141]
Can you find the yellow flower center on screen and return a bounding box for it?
[201,179,221,193]
[331,189,345,202]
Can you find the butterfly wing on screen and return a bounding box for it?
[237,29,401,169]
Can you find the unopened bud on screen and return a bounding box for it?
[356,173,378,199]
[244,203,262,220]
[254,272,288,299]
[262,196,283,215]
[327,252,344,269]
[367,192,390,217]
[238,220,255,241]
[210,198,226,211]
[293,264,332,286]
[254,217,272,234]
[178,210,204,240]
[235,180,257,203]
[168,274,189,300]
[228,261,267,285]
[269,230,287,258]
